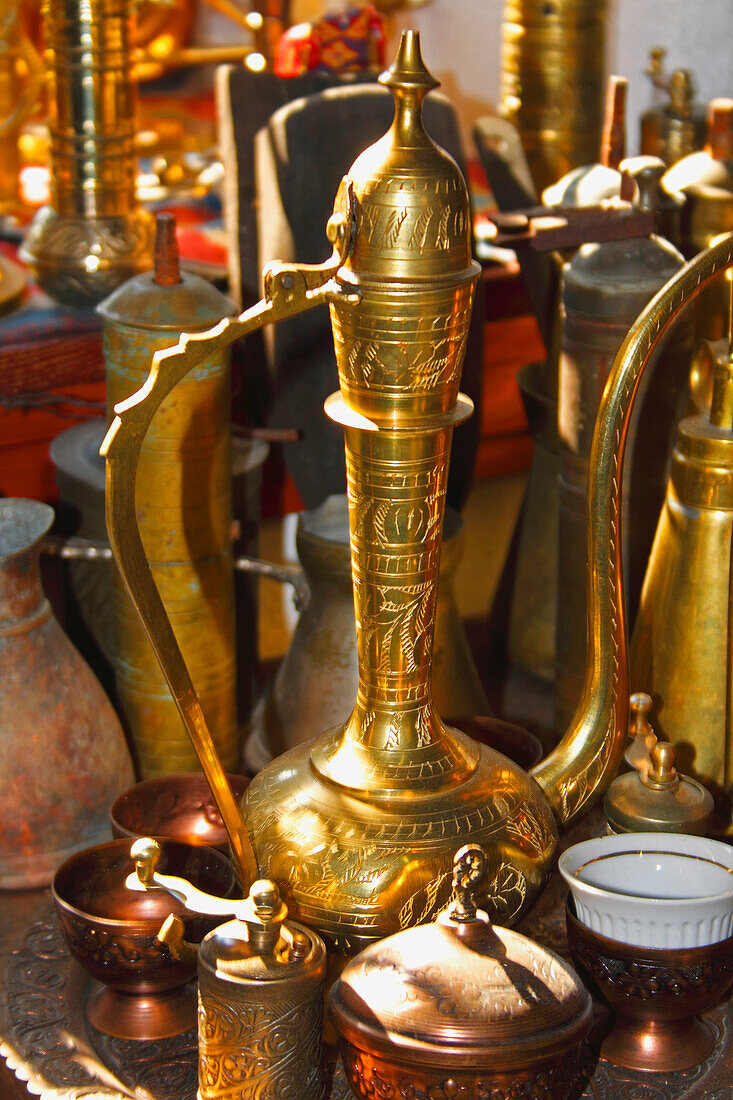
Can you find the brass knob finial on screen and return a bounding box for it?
[629,692,653,736]
[644,741,680,790]
[131,836,161,887]
[379,30,439,95]
[450,844,487,923]
[249,878,280,919]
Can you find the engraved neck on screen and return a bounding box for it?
[309,417,479,793]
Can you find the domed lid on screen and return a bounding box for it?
[339,31,475,284]
[329,845,592,1072]
[98,213,234,331]
[604,697,713,835]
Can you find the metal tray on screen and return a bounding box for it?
[2,884,732,1099]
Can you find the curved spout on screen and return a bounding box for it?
[532,233,733,824]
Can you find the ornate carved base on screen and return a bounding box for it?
[20,205,155,307]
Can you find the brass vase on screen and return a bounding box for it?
[21,0,154,306]
[98,215,238,778]
[103,35,733,960]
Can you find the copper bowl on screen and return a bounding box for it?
[52,837,236,1040]
[110,772,249,851]
[566,898,733,1072]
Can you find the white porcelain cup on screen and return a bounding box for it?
[559,832,733,949]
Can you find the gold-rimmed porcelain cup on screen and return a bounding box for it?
[560,832,733,1073]
[559,832,733,949]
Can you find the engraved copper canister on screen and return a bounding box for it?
[107,31,714,957]
[331,844,593,1100]
[631,323,733,832]
[555,157,691,731]
[500,0,608,194]
[99,216,239,778]
[21,0,154,305]
[197,882,325,1100]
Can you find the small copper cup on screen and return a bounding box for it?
[566,898,733,1072]
[52,837,235,1040]
[110,772,249,852]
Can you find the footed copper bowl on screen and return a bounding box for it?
[52,838,235,1040]
[566,899,733,1072]
[111,772,250,851]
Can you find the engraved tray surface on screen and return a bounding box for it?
[2,867,733,1100]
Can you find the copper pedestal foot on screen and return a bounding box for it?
[87,983,197,1041]
[603,1013,714,1073]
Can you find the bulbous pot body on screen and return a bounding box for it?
[0,499,134,889]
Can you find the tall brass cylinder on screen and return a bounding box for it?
[500,0,608,194]
[21,0,154,305]
[99,221,238,778]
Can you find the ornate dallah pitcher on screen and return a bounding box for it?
[101,33,733,957]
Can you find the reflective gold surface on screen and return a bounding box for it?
[21,0,154,306]
[103,33,716,957]
[0,4,42,218]
[632,298,733,830]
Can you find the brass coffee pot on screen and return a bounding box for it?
[101,33,733,957]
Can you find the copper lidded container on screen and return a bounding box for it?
[331,844,592,1100]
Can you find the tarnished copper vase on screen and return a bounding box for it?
[0,499,134,889]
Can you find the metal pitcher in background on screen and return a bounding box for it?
[555,158,692,731]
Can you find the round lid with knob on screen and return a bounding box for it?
[604,698,714,835]
[329,844,592,1072]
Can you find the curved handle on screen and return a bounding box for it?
[531,232,733,824]
[101,192,359,888]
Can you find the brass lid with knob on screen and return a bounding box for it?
[604,697,713,835]
[330,844,592,1096]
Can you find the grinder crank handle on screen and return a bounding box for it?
[102,185,360,889]
[126,838,290,956]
